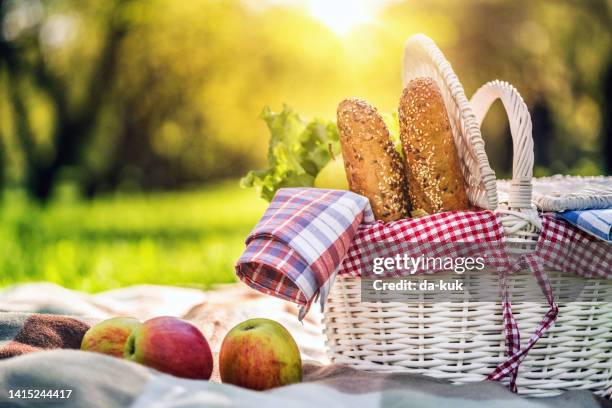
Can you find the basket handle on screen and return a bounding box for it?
[470,80,534,210]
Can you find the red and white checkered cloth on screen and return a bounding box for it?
[339,210,508,277]
[236,188,611,392]
[487,214,611,390]
[538,214,611,278]
[487,252,559,392]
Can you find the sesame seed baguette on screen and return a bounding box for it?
[337,98,410,222]
[398,78,469,214]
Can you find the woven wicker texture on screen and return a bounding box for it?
[324,273,612,397]
[323,34,612,397]
[499,175,612,212]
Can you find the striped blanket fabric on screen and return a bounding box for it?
[0,286,608,407]
[557,209,612,242]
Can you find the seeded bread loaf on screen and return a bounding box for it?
[337,98,409,221]
[398,78,469,214]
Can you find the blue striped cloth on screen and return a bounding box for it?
[557,209,612,242]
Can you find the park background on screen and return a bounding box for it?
[0,0,610,292]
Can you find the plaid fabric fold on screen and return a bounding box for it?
[236,188,373,317]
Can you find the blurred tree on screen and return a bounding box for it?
[578,0,611,175]
[451,0,611,176]
[0,0,131,200]
[0,129,4,194]
[0,0,609,202]
[81,0,349,194]
[603,58,612,174]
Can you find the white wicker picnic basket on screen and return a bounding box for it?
[322,34,612,397]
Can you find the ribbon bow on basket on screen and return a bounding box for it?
[486,213,611,392]
[471,80,612,393]
[470,79,555,392]
[487,252,559,392]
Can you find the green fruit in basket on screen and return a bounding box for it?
[314,155,349,190]
[219,318,302,390]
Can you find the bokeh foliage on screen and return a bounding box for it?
[0,0,609,290]
[0,0,610,202]
[0,181,267,290]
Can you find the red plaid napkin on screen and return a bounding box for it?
[236,188,373,318]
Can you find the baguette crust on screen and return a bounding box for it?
[399,78,469,214]
[337,98,409,221]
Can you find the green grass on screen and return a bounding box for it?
[0,181,267,292]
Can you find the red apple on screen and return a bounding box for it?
[81,317,141,358]
[124,316,213,380]
[220,318,302,390]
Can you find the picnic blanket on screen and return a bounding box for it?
[0,313,92,358]
[0,283,609,407]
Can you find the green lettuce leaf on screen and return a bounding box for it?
[380,111,403,158]
[240,105,340,201]
[241,104,403,201]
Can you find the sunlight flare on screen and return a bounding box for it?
[305,0,384,34]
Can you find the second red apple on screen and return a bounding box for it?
[124,316,213,380]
